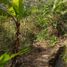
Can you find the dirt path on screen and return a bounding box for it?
[6,37,67,67]
[20,44,64,67]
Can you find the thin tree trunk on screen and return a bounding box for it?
[11,21,20,67]
[15,21,20,53]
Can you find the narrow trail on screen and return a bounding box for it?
[21,48,50,67]
[6,38,66,67]
[20,42,65,67]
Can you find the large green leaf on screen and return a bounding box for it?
[0,0,30,19]
[9,0,28,19]
[0,46,31,67]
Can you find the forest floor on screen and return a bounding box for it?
[18,37,67,67]
[6,37,67,67]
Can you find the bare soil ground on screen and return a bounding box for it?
[18,37,67,67]
[6,37,67,67]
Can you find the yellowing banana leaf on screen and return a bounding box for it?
[9,0,28,19]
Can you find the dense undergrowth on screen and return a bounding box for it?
[0,0,67,67]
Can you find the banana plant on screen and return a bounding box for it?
[0,0,31,67]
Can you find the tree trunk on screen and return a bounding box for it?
[11,21,20,67]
